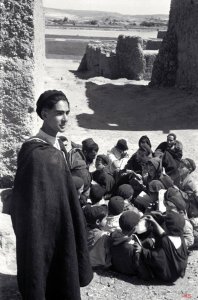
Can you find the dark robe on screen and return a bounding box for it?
[155,141,183,181]
[10,139,93,300]
[110,231,138,275]
[92,169,115,194]
[139,234,188,283]
[68,148,92,193]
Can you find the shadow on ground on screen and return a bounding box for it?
[76,81,198,132]
[0,273,21,300]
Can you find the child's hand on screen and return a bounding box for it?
[134,242,142,253]
[150,211,163,217]
[143,215,156,223]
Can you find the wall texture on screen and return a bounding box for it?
[0,0,45,187]
[151,0,198,88]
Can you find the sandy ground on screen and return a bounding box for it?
[1,57,198,300]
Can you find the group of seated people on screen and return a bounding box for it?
[59,132,198,283]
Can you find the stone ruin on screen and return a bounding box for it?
[0,0,45,188]
[78,35,161,80]
[151,0,198,88]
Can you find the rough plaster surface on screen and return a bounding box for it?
[151,0,198,88]
[116,35,145,80]
[0,0,45,187]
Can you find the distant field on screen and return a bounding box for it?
[46,38,94,59]
[45,27,160,59]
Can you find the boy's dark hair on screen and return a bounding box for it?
[167,133,176,140]
[108,196,124,216]
[36,90,69,119]
[116,184,134,199]
[90,184,105,204]
[138,135,152,148]
[96,154,109,165]
[119,211,140,232]
[116,139,128,151]
[83,205,108,225]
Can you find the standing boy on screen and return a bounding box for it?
[11,90,93,300]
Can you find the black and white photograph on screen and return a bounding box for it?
[1,0,198,299]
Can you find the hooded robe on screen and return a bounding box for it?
[10,138,93,300]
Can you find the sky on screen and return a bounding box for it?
[43,0,171,15]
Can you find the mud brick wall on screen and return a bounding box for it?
[151,0,198,88]
[0,0,45,187]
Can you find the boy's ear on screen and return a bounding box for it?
[96,219,100,226]
[41,109,48,119]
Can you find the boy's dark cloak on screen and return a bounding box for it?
[10,139,93,300]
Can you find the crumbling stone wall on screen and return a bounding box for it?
[78,41,118,79]
[151,0,198,88]
[78,36,159,81]
[0,0,45,187]
[116,36,145,80]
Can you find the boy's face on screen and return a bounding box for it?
[42,100,70,136]
[167,135,176,148]
[77,185,84,199]
[148,164,156,178]
[95,157,106,170]
[97,216,107,228]
[84,149,98,164]
[178,162,189,177]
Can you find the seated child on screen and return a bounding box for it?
[116,184,134,202]
[116,184,143,215]
[92,154,115,196]
[135,212,188,283]
[164,187,194,249]
[176,158,198,218]
[72,175,90,207]
[89,183,106,206]
[110,210,141,275]
[83,205,111,269]
[105,196,125,232]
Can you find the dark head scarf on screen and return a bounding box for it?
[36,90,69,119]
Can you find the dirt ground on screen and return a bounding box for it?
[1,57,198,300]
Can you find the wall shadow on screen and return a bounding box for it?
[76,82,198,132]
